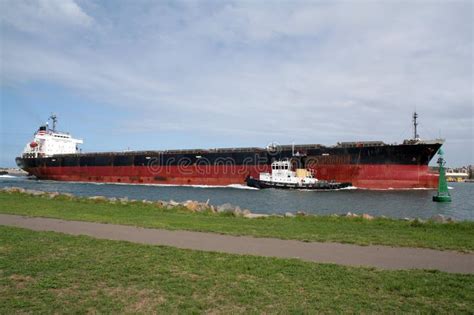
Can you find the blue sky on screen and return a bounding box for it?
[1,0,472,167]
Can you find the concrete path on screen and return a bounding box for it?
[1,214,473,274]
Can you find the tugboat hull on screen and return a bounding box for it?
[246,177,352,190]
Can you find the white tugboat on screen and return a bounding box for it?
[246,160,352,190]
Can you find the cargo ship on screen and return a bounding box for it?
[16,113,443,189]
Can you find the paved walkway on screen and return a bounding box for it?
[1,214,472,274]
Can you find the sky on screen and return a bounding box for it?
[0,0,472,167]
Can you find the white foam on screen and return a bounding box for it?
[31,179,260,190]
[225,184,259,190]
[0,175,17,178]
[339,186,358,190]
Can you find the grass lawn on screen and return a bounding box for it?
[1,192,473,251]
[1,226,473,313]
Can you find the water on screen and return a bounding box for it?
[1,175,472,221]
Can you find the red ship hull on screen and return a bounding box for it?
[23,164,438,189]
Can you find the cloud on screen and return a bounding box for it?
[1,0,93,34]
[0,0,472,164]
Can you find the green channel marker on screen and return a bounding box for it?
[433,148,451,202]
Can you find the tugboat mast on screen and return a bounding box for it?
[413,111,419,140]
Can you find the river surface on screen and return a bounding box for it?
[0,175,472,220]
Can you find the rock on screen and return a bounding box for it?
[48,192,60,199]
[362,213,374,220]
[346,212,353,217]
[183,200,200,212]
[197,202,211,212]
[403,217,411,221]
[296,211,307,216]
[25,189,45,196]
[209,205,217,213]
[89,196,107,201]
[242,209,251,216]
[216,203,234,213]
[411,218,426,225]
[431,214,447,223]
[156,201,167,207]
[233,206,242,216]
[243,213,269,219]
[119,197,129,204]
[108,197,117,203]
[142,200,153,204]
[169,200,179,206]
[61,193,74,199]
[3,187,26,193]
[285,212,295,217]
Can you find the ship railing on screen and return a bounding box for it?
[52,144,329,158]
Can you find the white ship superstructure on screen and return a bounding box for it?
[21,115,83,158]
[259,160,318,185]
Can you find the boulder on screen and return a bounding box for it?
[61,193,74,199]
[108,197,117,203]
[216,203,234,213]
[242,209,251,216]
[296,211,307,216]
[25,189,45,196]
[243,213,269,219]
[169,200,179,206]
[431,214,447,223]
[142,200,153,204]
[183,200,200,212]
[209,205,217,213]
[362,213,374,220]
[89,196,107,202]
[196,202,211,212]
[233,206,242,216]
[119,197,129,204]
[48,192,60,199]
[156,201,168,207]
[3,187,26,193]
[285,212,295,218]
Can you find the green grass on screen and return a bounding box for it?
[1,192,473,251]
[0,226,473,313]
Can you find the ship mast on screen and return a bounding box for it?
[413,111,419,140]
[49,114,58,132]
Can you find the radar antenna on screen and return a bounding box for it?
[49,114,58,132]
[413,111,419,140]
